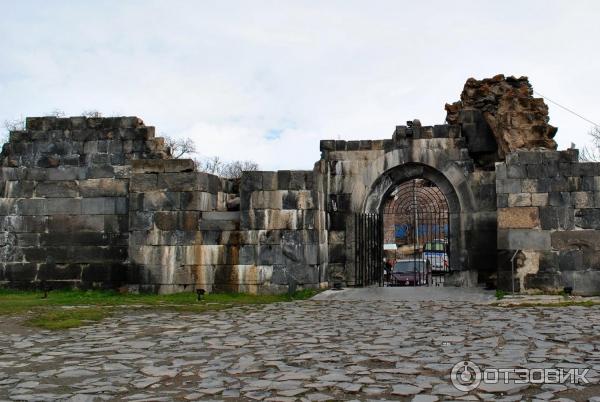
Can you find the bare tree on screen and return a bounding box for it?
[195,156,223,175]
[580,126,600,162]
[3,117,25,132]
[48,109,66,117]
[163,135,197,159]
[81,110,103,118]
[195,156,259,179]
[220,160,259,179]
[2,117,25,144]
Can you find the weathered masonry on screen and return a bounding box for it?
[2,75,600,295]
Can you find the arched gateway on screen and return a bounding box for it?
[320,120,497,288]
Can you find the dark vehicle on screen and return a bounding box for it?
[423,239,449,272]
[389,259,432,286]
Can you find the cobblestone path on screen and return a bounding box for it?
[1,299,600,401]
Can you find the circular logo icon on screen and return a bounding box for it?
[451,360,482,392]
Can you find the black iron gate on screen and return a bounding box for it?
[354,213,383,287]
[382,178,450,287]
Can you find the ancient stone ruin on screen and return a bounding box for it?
[1,75,599,295]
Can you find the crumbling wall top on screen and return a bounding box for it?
[445,74,558,157]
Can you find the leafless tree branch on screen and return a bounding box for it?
[163,135,197,159]
[195,156,259,179]
[580,126,600,162]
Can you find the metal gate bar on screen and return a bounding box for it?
[354,213,382,287]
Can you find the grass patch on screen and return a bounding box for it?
[0,288,321,329]
[500,300,600,308]
[25,308,112,330]
[495,289,506,300]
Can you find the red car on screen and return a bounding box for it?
[389,259,432,286]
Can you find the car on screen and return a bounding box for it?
[389,259,432,286]
[423,239,449,272]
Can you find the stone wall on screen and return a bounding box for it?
[496,149,600,295]
[127,159,241,293]
[0,117,328,293]
[239,170,329,293]
[0,117,167,289]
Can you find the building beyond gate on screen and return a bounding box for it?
[2,75,600,295]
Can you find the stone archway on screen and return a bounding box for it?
[363,162,470,276]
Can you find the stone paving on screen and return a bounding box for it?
[1,298,600,401]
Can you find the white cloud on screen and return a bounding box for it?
[1,0,599,169]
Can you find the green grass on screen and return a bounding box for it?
[495,289,506,300]
[502,300,600,308]
[0,288,320,329]
[25,308,112,330]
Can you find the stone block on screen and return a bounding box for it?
[507,164,526,179]
[496,194,508,208]
[238,245,257,265]
[520,179,537,193]
[572,162,599,176]
[572,191,594,208]
[538,251,559,273]
[549,177,569,192]
[548,192,571,207]
[47,198,82,215]
[559,250,583,271]
[129,212,154,231]
[180,191,216,211]
[257,245,282,265]
[201,211,240,221]
[2,216,47,232]
[497,207,539,229]
[157,172,202,192]
[281,191,298,209]
[551,230,600,250]
[508,229,551,250]
[48,215,104,233]
[289,171,308,190]
[4,263,38,282]
[154,211,199,231]
[35,181,79,198]
[581,177,595,191]
[79,179,128,197]
[251,191,282,209]
[526,164,546,179]
[320,140,335,151]
[130,174,158,192]
[87,165,115,179]
[16,199,48,215]
[568,176,581,191]
[261,172,277,190]
[0,199,16,215]
[142,191,180,211]
[496,179,521,194]
[518,151,543,164]
[507,193,531,207]
[559,162,572,176]
[539,207,574,230]
[81,198,118,215]
[531,193,548,207]
[574,209,600,230]
[47,167,85,181]
[132,159,164,174]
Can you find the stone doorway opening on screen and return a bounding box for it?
[382,178,451,287]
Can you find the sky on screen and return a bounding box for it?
[1,0,599,170]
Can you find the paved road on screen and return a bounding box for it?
[312,286,497,302]
[1,296,600,401]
